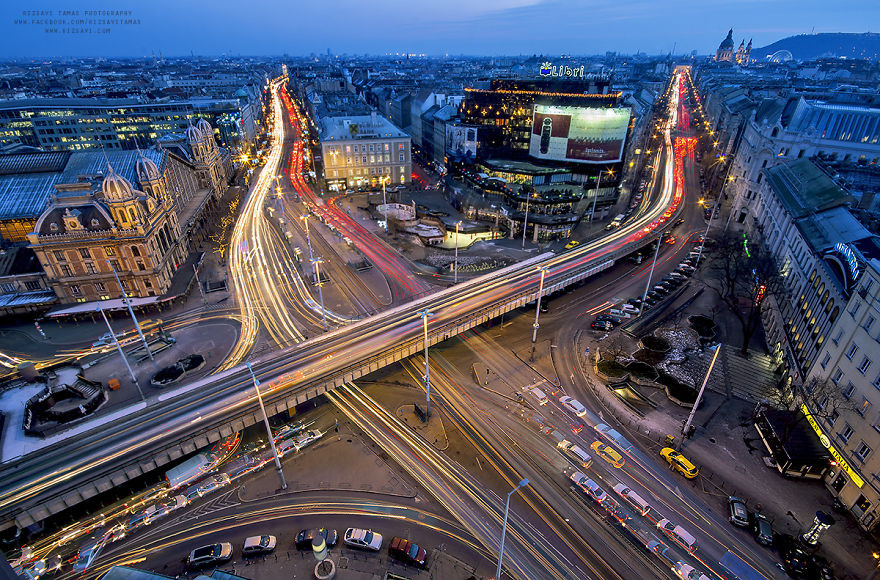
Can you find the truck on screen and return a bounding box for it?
[606,214,625,230]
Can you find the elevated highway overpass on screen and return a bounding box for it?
[0,74,683,533]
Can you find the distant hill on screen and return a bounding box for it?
[754,33,880,61]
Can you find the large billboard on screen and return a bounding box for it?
[446,124,478,159]
[529,105,631,164]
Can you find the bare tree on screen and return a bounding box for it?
[762,378,856,447]
[702,230,781,357]
[602,334,631,362]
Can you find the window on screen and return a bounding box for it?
[79,248,91,260]
[110,260,120,271]
[820,352,831,369]
[25,280,40,291]
[850,300,861,317]
[832,330,843,345]
[69,285,81,295]
[817,395,829,411]
[369,144,374,152]
[104,246,115,257]
[840,424,854,443]
[144,279,152,288]
[858,397,872,417]
[131,246,141,257]
[384,143,389,151]
[829,409,839,427]
[847,343,860,360]
[60,265,73,277]
[855,442,872,462]
[859,357,872,375]
[398,143,404,150]
[137,262,146,271]
[95,282,106,292]
[399,153,405,162]
[832,368,844,385]
[53,250,65,261]
[120,280,128,291]
[362,156,367,164]
[85,263,97,274]
[874,373,880,390]
[866,316,876,333]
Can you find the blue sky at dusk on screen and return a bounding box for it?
[3,0,876,58]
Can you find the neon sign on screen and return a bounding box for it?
[834,242,861,281]
[540,62,586,78]
[801,404,864,487]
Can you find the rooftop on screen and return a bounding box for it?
[764,158,851,220]
[320,114,408,142]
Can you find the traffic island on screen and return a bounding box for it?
[396,404,448,451]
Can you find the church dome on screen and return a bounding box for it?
[196,117,214,140]
[186,121,203,144]
[102,163,135,201]
[136,151,161,182]
[719,29,734,50]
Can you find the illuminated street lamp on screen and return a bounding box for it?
[311,257,328,331]
[679,343,720,447]
[496,478,529,580]
[532,266,548,345]
[638,232,664,317]
[246,363,287,491]
[418,309,434,417]
[453,220,462,284]
[590,169,612,222]
[521,192,536,250]
[380,175,391,231]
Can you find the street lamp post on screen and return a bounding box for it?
[311,257,328,331]
[301,214,313,260]
[589,170,606,222]
[532,266,548,345]
[695,199,714,269]
[381,176,390,231]
[495,478,529,580]
[419,309,433,417]
[521,193,534,250]
[679,343,720,447]
[638,232,663,317]
[246,363,287,490]
[106,260,153,361]
[97,305,143,401]
[453,220,462,284]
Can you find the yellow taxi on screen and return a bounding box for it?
[590,441,625,468]
[660,447,699,479]
[564,240,580,250]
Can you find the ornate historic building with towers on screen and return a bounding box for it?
[715,29,751,65]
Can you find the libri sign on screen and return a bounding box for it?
[540,62,585,78]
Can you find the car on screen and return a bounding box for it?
[660,448,699,479]
[590,441,625,468]
[673,561,711,580]
[778,534,809,577]
[752,513,774,546]
[728,496,749,527]
[621,303,639,313]
[558,440,592,468]
[564,240,580,250]
[569,470,607,501]
[595,314,621,324]
[186,473,231,500]
[656,519,698,552]
[674,218,685,226]
[591,320,613,331]
[388,536,429,568]
[344,527,382,551]
[559,396,587,417]
[144,495,187,525]
[600,496,630,524]
[243,535,277,556]
[296,528,339,550]
[187,543,233,568]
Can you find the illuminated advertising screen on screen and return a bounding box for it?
[529,105,631,164]
[446,124,478,158]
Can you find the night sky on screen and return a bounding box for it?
[3,0,875,58]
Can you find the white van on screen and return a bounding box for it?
[613,483,651,516]
[558,440,592,469]
[606,214,625,230]
[608,309,631,319]
[524,385,549,406]
[656,519,697,553]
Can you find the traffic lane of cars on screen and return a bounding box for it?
[547,393,783,579]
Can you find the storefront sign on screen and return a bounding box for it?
[540,62,586,78]
[834,242,861,281]
[801,404,864,487]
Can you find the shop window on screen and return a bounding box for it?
[831,472,847,492]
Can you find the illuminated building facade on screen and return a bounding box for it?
[320,112,411,191]
[0,98,255,152]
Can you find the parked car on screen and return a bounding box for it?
[187,543,233,568]
[595,315,621,324]
[591,320,613,331]
[296,528,338,550]
[621,303,639,314]
[559,396,587,417]
[344,528,382,551]
[388,536,429,569]
[660,447,699,479]
[590,441,625,468]
[728,496,749,527]
[752,513,774,546]
[243,535,276,556]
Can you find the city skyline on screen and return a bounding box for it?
[3,0,877,58]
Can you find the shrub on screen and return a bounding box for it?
[597,360,628,377]
[641,335,670,352]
